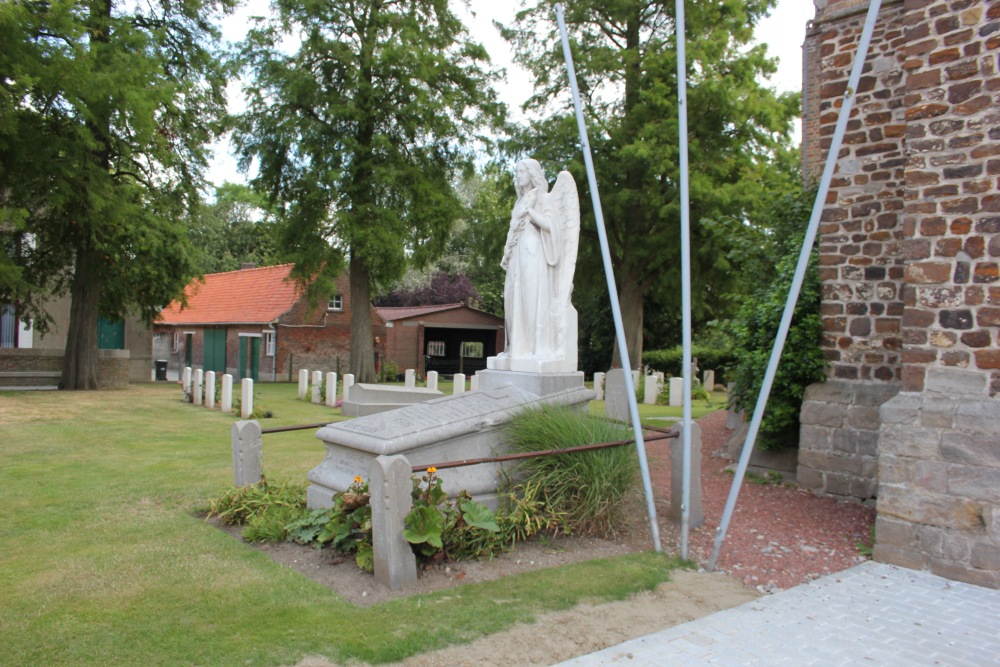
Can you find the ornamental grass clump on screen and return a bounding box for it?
[503,404,639,538]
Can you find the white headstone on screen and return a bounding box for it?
[311,370,323,404]
[426,370,439,391]
[232,420,263,487]
[241,378,254,419]
[604,368,629,423]
[182,366,192,400]
[298,369,309,399]
[404,369,416,388]
[470,374,480,392]
[669,377,684,407]
[193,369,204,406]
[631,369,640,390]
[703,369,716,392]
[643,374,659,405]
[593,371,605,400]
[453,373,466,394]
[342,373,355,403]
[325,372,338,407]
[221,374,233,413]
[205,371,216,409]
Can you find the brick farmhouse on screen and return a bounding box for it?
[155,264,385,382]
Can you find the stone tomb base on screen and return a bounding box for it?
[307,371,594,508]
[341,382,444,417]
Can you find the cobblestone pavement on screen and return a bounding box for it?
[556,561,1000,666]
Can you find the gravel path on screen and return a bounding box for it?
[648,410,875,592]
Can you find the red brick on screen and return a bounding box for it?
[974,263,1000,283]
[905,261,953,283]
[906,103,950,120]
[954,95,992,114]
[975,350,1000,370]
[903,308,937,327]
[902,365,926,392]
[964,236,985,259]
[935,238,963,256]
[950,218,972,234]
[908,68,942,89]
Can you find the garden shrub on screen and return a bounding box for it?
[727,188,826,451]
[503,404,638,538]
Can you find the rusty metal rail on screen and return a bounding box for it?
[257,420,679,474]
[410,426,678,473]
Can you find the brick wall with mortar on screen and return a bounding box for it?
[800,0,1000,588]
[798,0,908,501]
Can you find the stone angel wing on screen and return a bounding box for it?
[543,171,580,357]
[545,171,580,309]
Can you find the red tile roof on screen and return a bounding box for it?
[375,303,467,322]
[157,264,303,325]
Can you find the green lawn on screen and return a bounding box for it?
[0,383,686,667]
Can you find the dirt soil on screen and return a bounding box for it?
[223,409,875,667]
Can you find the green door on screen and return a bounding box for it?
[97,316,125,349]
[184,333,193,367]
[238,336,260,381]
[203,329,226,373]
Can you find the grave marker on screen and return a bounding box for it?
[369,455,418,590]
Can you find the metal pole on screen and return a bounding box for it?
[675,0,694,560]
[707,0,883,571]
[555,3,662,552]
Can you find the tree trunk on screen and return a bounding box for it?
[610,274,644,371]
[61,244,101,389]
[349,253,376,383]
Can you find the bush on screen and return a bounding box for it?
[727,188,826,451]
[503,405,638,537]
[208,477,307,542]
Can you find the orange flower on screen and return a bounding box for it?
[353,476,363,485]
[427,467,437,474]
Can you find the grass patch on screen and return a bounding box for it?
[0,384,681,666]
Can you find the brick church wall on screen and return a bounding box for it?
[799,0,1000,588]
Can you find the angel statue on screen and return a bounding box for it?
[488,159,580,374]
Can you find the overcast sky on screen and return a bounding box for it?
[206,0,816,189]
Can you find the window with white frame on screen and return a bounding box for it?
[327,294,343,311]
[461,341,484,358]
[264,330,275,356]
[427,340,446,356]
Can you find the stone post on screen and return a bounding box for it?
[231,420,263,487]
[221,374,233,413]
[342,373,355,403]
[453,373,466,394]
[325,372,338,407]
[298,369,309,400]
[643,374,659,405]
[405,369,415,388]
[669,377,683,407]
[369,455,418,590]
[470,373,480,392]
[241,378,254,419]
[193,369,204,406]
[311,370,323,404]
[669,421,703,528]
[631,369,640,390]
[603,368,629,423]
[426,371,438,391]
[205,371,216,409]
[182,366,192,401]
[593,371,605,400]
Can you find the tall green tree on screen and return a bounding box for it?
[0,0,232,388]
[502,0,800,369]
[189,183,283,275]
[233,0,504,382]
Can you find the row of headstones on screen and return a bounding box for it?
[295,368,479,404]
[182,367,256,419]
[593,369,717,407]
